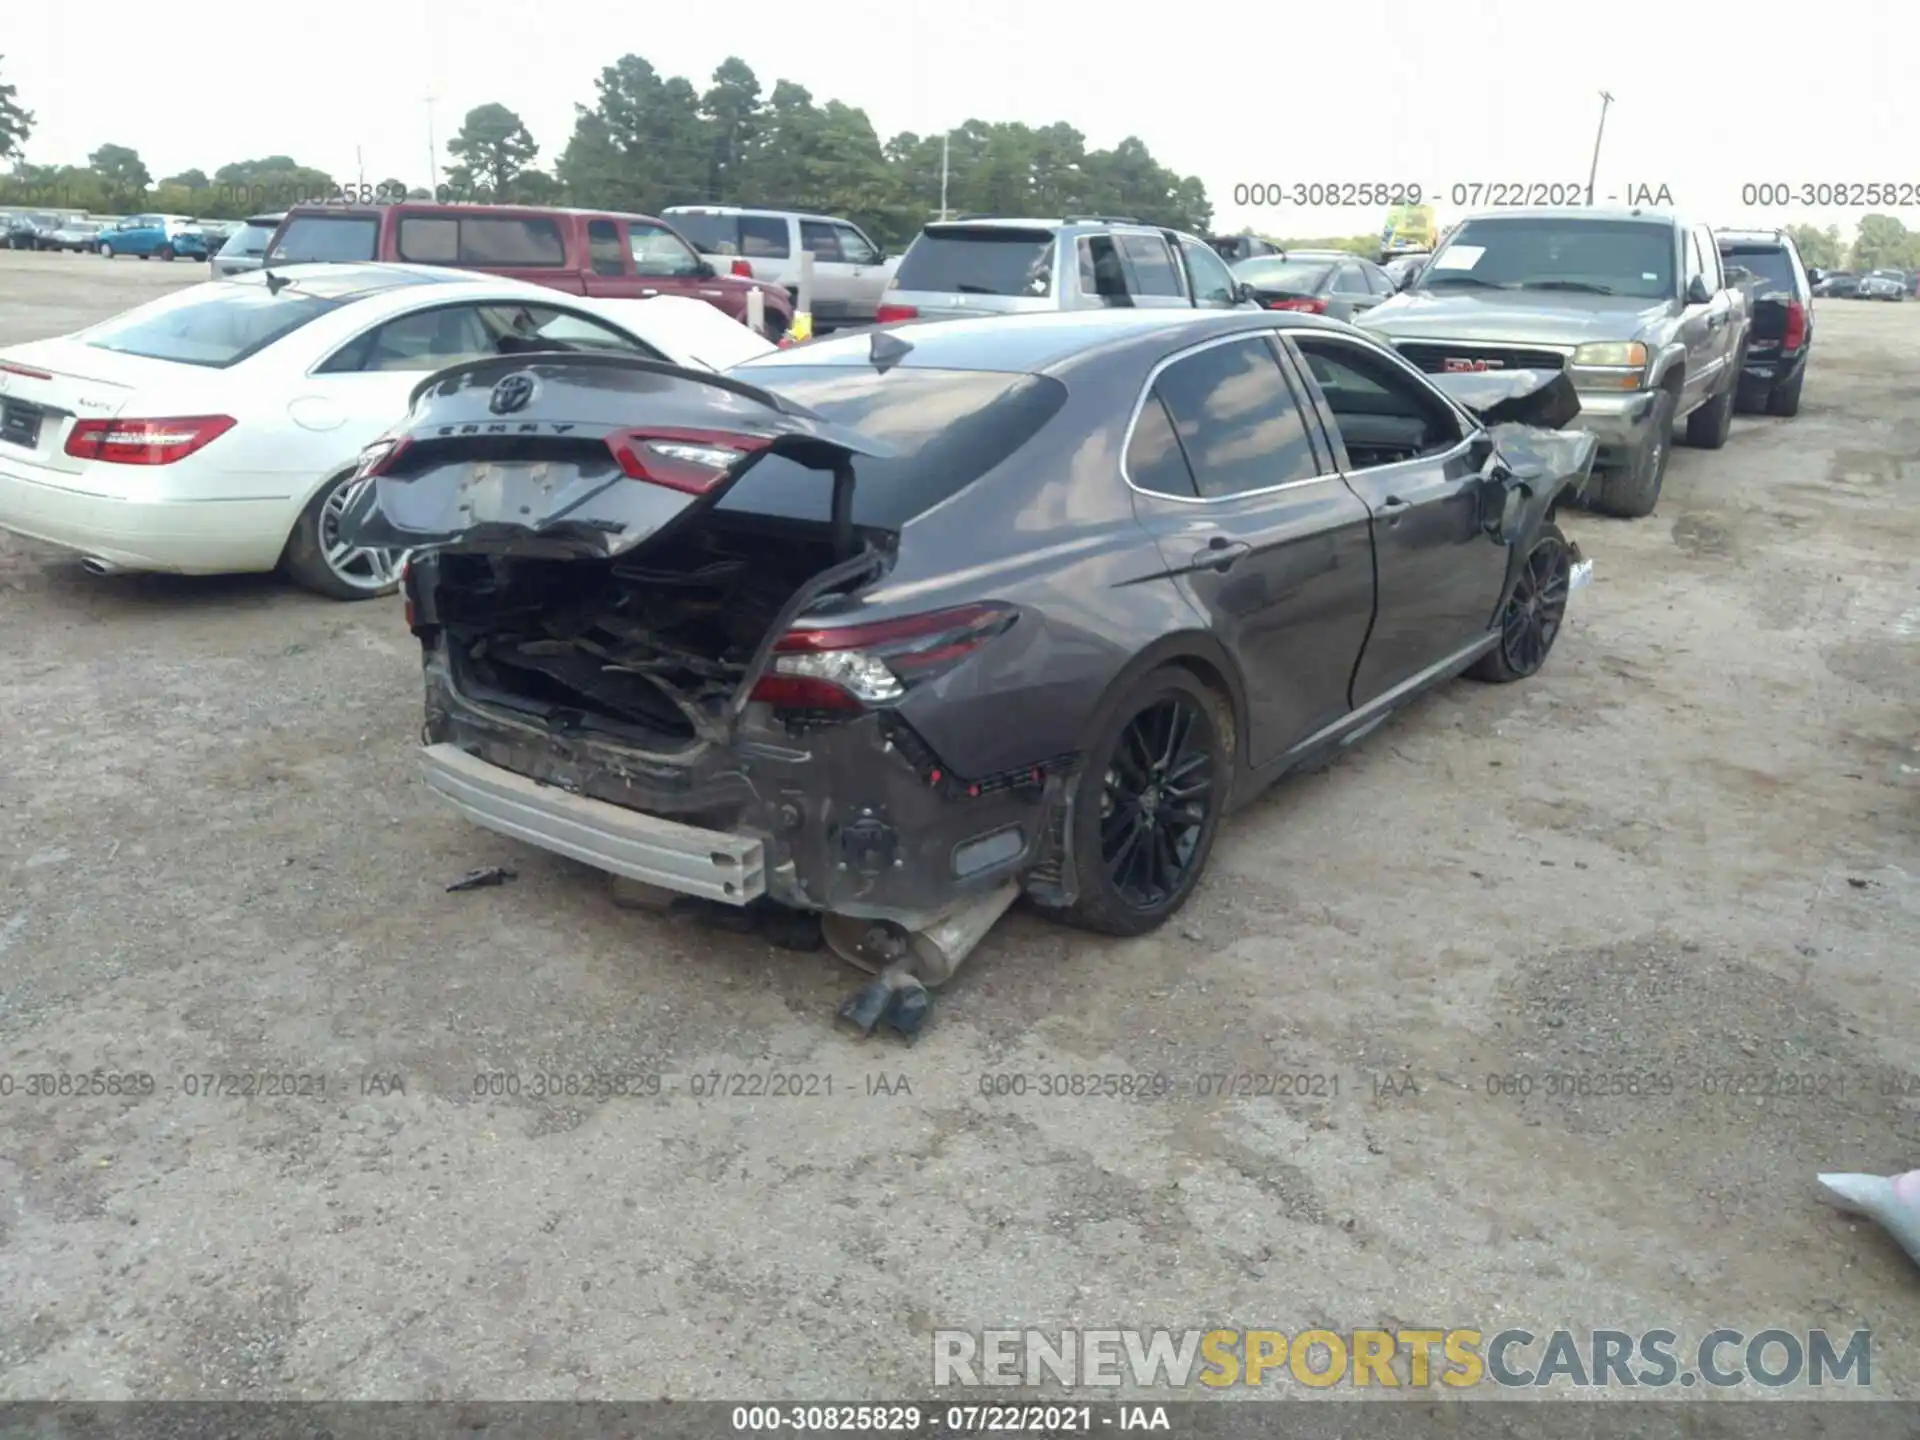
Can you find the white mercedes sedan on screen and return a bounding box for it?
[0,263,776,599]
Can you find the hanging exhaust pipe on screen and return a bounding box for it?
[79,556,122,576]
[828,879,1021,1038]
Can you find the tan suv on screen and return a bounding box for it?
[663,206,899,332]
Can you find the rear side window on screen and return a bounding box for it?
[587,220,626,276]
[667,212,738,254]
[1125,394,1198,497]
[1720,245,1797,296]
[84,285,338,368]
[269,214,379,262]
[740,216,791,258]
[800,220,842,262]
[1150,337,1320,498]
[894,228,1055,297]
[713,366,1070,530]
[399,215,566,267]
[1119,235,1184,297]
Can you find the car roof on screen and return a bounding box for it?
[1453,207,1678,225]
[222,262,496,301]
[665,204,837,223]
[1715,228,1790,246]
[737,308,1351,378]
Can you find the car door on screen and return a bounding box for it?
[830,220,888,321]
[1326,263,1375,321]
[1281,329,1509,705]
[624,219,717,304]
[1694,225,1740,384]
[797,219,854,323]
[1173,235,1243,308]
[1677,227,1723,413]
[1123,333,1377,766]
[1117,233,1192,310]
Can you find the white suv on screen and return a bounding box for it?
[662,206,898,331]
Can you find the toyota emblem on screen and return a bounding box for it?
[489,372,539,415]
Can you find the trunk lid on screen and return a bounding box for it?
[0,340,156,477]
[339,353,898,560]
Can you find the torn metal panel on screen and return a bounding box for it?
[1431,367,1583,430]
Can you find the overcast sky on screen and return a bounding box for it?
[8,0,1916,237]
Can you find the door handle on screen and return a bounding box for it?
[1378,495,1411,524]
[639,288,659,297]
[1194,538,1251,572]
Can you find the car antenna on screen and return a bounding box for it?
[868,328,913,372]
[263,270,291,295]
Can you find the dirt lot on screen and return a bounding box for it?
[0,248,1915,1401]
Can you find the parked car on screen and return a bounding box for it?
[5,213,61,250]
[94,214,209,261]
[1382,252,1430,289]
[209,214,284,278]
[263,203,793,339]
[1231,252,1397,319]
[1208,234,1283,264]
[662,206,897,332]
[1359,207,1754,518]
[875,218,1256,323]
[1715,229,1813,418]
[343,308,1597,1032]
[0,263,774,599]
[1858,269,1908,301]
[1814,270,1859,298]
[42,220,104,254]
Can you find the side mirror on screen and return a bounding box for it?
[1808,267,1826,286]
[1685,274,1713,305]
[694,259,716,279]
[1236,282,1258,305]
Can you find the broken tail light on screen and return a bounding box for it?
[65,415,235,465]
[875,304,919,323]
[750,603,1018,712]
[1783,300,1808,351]
[353,434,412,479]
[607,426,774,495]
[1265,296,1327,314]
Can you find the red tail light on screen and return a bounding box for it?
[606,427,773,496]
[354,435,412,479]
[1265,297,1327,314]
[1783,300,1807,351]
[875,304,919,324]
[749,603,1017,712]
[0,361,52,381]
[730,259,753,278]
[65,415,235,465]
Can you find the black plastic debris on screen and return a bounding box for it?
[447,866,518,892]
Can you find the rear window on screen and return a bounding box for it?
[219,222,276,259]
[714,366,1069,530]
[894,228,1055,297]
[1719,245,1796,296]
[398,214,566,267]
[1234,258,1335,293]
[83,284,338,368]
[270,214,379,263]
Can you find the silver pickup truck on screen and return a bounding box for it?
[1358,208,1753,517]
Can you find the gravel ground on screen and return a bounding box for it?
[0,249,1916,1401]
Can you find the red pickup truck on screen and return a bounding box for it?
[262,202,793,338]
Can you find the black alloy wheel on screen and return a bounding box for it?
[1100,695,1216,910]
[1474,523,1573,683]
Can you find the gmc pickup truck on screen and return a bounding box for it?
[1359,208,1753,517]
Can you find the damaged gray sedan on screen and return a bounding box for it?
[342,308,1596,1036]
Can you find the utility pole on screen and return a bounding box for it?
[425,92,438,197]
[356,146,365,190]
[1586,91,1614,207]
[939,133,950,221]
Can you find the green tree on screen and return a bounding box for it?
[446,102,539,200]
[1849,213,1919,272]
[377,176,408,199]
[164,167,210,191]
[88,143,150,204]
[0,56,32,163]
[1784,223,1843,270]
[558,55,707,213]
[699,57,763,205]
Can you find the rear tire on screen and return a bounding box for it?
[1766,365,1805,418]
[1033,666,1229,937]
[1683,360,1738,449]
[156,245,175,262]
[1587,389,1674,518]
[1469,522,1573,684]
[281,473,405,601]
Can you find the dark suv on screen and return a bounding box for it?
[1715,228,1813,418]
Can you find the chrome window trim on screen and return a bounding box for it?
[1118,329,1339,505]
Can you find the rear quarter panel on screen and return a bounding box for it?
[865,358,1212,780]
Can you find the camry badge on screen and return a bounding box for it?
[488,372,539,415]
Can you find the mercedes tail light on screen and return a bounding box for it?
[1265,296,1327,314]
[606,427,773,496]
[65,415,235,465]
[875,303,919,324]
[1783,300,1807,351]
[750,603,1018,712]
